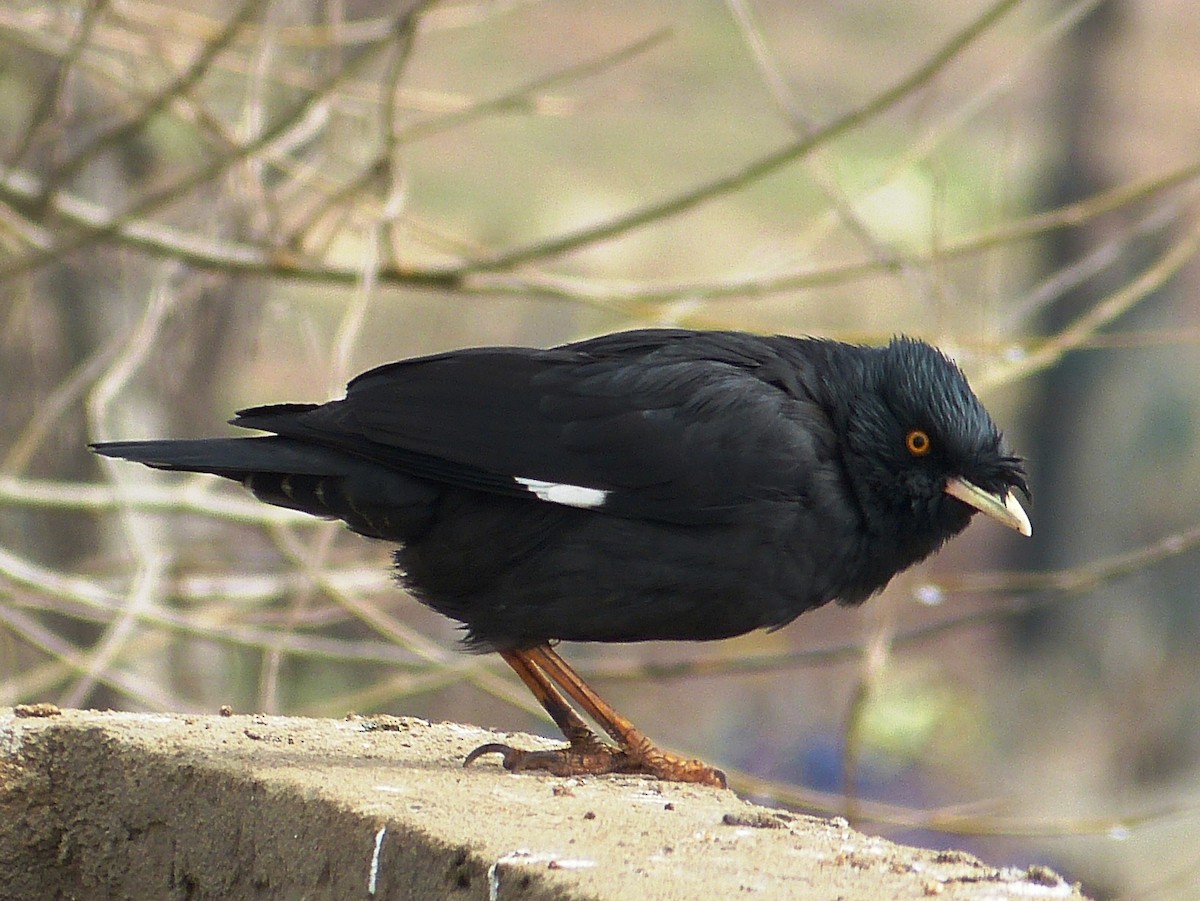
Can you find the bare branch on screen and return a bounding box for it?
[456,0,1024,272]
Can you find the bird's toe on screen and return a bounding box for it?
[463,738,726,788]
[464,738,619,776]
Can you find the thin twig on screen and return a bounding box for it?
[456,0,1025,272]
[979,213,1200,388]
[393,28,670,145]
[77,271,183,706]
[0,604,184,710]
[5,0,111,169]
[727,765,1198,837]
[0,9,415,281]
[0,475,313,525]
[36,0,260,204]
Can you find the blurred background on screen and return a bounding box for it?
[1,1,1198,896]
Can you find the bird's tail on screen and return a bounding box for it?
[91,437,437,541]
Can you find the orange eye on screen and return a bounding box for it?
[905,429,932,456]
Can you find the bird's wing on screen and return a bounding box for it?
[233,332,835,524]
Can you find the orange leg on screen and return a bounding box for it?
[464,644,726,788]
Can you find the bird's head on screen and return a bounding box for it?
[843,337,1030,556]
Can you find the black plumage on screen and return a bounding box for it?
[93,328,1030,786]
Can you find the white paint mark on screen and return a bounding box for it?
[921,867,1072,900]
[627,787,667,804]
[367,825,386,895]
[542,857,596,870]
[969,878,1073,899]
[999,881,1074,899]
[488,848,597,899]
[515,477,608,508]
[487,862,500,901]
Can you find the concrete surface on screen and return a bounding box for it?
[0,706,1090,900]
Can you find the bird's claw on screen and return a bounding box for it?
[464,739,727,788]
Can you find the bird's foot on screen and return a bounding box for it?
[464,736,726,788]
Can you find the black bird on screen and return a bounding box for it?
[93,329,1030,788]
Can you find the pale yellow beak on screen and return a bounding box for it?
[944,476,1032,537]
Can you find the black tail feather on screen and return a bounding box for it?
[91,437,437,541]
[230,402,320,430]
[92,436,352,477]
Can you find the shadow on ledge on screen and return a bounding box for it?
[0,707,1087,900]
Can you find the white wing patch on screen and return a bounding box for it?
[514,477,608,509]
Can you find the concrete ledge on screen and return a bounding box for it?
[0,707,1088,900]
